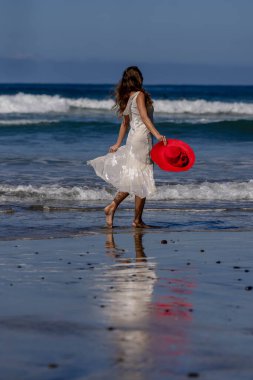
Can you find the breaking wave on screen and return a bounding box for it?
[1,93,253,118]
[1,181,253,202]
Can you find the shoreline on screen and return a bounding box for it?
[1,226,253,242]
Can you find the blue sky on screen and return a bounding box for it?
[0,0,253,84]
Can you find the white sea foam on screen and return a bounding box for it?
[0,93,114,114]
[1,181,253,202]
[0,93,253,117]
[154,99,253,115]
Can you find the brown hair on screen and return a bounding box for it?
[113,66,153,117]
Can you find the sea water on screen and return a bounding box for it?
[0,84,253,239]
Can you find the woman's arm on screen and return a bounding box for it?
[109,115,130,152]
[136,92,167,145]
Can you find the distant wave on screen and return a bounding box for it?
[1,181,253,202]
[0,119,60,125]
[1,93,253,118]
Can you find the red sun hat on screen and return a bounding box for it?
[150,139,195,172]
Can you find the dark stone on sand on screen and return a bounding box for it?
[34,251,39,254]
[17,265,22,268]
[161,240,167,244]
[233,266,241,269]
[187,262,191,265]
[245,286,252,291]
[48,363,58,369]
[67,262,71,265]
[41,277,45,280]
[216,261,221,264]
[188,308,194,312]
[78,277,82,280]
[187,372,199,378]
[107,326,115,331]
[237,279,242,281]
[100,304,105,308]
[200,249,205,252]
[110,286,114,289]
[10,283,13,286]
[245,269,250,273]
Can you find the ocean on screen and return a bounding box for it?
[0,83,253,239]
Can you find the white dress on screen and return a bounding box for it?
[87,91,156,198]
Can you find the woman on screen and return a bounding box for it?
[87,66,167,228]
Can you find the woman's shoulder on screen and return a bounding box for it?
[135,91,145,102]
[135,91,153,107]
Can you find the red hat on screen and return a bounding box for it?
[150,139,195,172]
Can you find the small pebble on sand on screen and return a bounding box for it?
[48,363,58,369]
[245,286,252,291]
[161,240,167,244]
[187,372,199,378]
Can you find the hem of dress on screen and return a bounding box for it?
[87,160,157,199]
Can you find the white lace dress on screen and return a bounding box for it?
[87,91,156,198]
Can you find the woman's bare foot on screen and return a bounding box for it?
[132,220,152,228]
[104,202,116,228]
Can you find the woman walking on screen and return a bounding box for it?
[87,66,167,228]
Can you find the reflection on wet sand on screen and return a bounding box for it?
[103,230,195,378]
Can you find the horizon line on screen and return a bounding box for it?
[0,82,253,86]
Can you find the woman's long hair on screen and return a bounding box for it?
[113,66,153,117]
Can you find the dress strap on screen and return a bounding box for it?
[122,91,140,116]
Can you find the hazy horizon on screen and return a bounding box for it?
[1,0,253,84]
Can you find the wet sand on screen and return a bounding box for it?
[0,230,252,380]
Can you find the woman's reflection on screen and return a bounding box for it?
[102,230,194,377]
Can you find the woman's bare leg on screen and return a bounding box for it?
[104,191,129,227]
[134,231,147,262]
[132,196,150,227]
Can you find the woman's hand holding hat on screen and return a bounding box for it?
[157,134,167,146]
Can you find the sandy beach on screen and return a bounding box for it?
[0,229,252,380]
